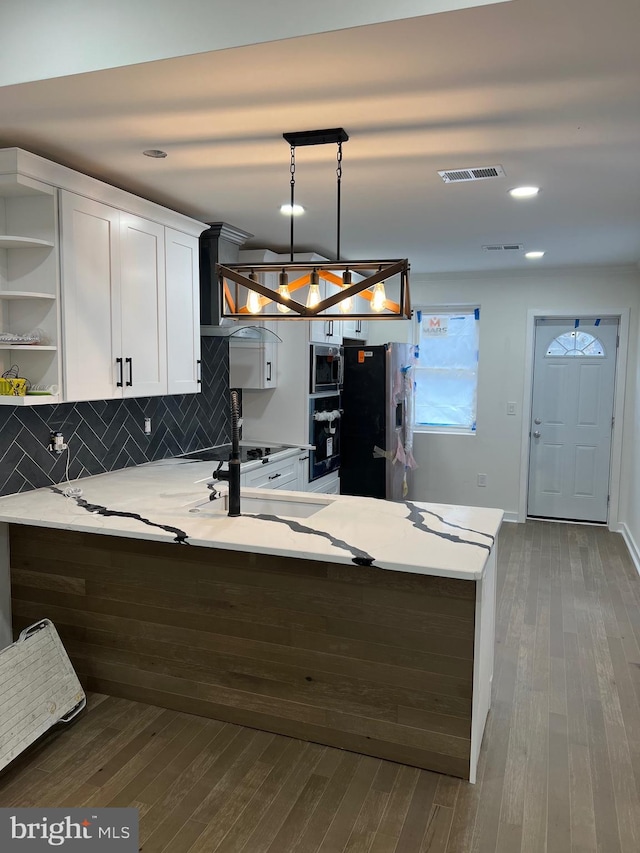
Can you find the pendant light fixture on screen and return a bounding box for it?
[217,129,410,320]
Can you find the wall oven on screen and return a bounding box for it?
[310,344,343,394]
[309,393,341,481]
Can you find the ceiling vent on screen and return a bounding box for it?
[438,165,506,183]
[482,243,524,252]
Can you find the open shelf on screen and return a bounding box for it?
[0,344,57,351]
[0,394,59,406]
[0,235,55,249]
[0,291,56,300]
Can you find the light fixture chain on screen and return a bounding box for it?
[336,141,343,262]
[289,144,296,262]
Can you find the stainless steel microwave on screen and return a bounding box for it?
[310,344,343,393]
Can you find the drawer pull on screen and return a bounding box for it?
[268,473,282,480]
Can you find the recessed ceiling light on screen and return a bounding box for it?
[509,186,540,199]
[525,251,545,259]
[280,203,305,216]
[143,149,167,158]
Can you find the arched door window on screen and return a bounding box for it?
[546,330,605,357]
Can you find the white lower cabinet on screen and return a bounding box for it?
[241,454,300,490]
[307,471,340,494]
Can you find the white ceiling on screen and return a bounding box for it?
[0,0,639,274]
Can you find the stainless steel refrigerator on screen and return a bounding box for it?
[340,343,416,500]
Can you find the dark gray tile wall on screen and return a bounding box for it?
[0,337,230,496]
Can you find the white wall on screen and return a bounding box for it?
[367,265,640,521]
[0,0,511,87]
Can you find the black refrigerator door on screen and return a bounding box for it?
[340,345,387,498]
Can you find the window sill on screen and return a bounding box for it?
[413,426,477,436]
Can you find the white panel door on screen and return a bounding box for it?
[527,319,618,522]
[59,191,121,401]
[119,214,166,397]
[165,228,200,395]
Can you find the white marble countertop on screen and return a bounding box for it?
[0,458,503,580]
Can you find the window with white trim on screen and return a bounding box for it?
[413,308,480,432]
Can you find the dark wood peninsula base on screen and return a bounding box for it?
[9,524,493,780]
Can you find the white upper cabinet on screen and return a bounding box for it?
[308,278,343,344]
[229,338,278,390]
[165,228,201,395]
[60,194,169,401]
[342,316,368,341]
[59,193,120,402]
[119,213,166,397]
[0,148,206,404]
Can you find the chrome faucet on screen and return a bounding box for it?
[214,389,241,516]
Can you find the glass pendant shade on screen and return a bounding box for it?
[306,271,321,309]
[276,271,291,313]
[371,281,387,312]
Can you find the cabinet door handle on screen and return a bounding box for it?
[268,472,282,480]
[298,455,309,461]
[125,357,133,387]
[266,361,272,382]
[116,357,124,388]
[197,359,202,384]
[328,320,334,337]
[356,320,362,334]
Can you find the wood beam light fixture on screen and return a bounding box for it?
[217,128,411,320]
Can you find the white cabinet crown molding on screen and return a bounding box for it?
[0,148,207,238]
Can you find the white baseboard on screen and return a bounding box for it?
[502,511,520,524]
[617,522,640,578]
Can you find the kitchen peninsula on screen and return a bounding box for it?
[0,458,502,782]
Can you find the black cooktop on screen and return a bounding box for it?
[181,444,286,464]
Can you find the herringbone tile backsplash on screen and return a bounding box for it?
[0,337,231,496]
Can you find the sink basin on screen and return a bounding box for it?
[190,493,332,519]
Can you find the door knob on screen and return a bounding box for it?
[534,417,542,424]
[533,431,541,438]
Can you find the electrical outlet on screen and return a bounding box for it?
[49,431,67,454]
[144,417,152,435]
[477,473,487,487]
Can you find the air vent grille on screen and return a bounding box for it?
[482,243,524,252]
[438,165,506,183]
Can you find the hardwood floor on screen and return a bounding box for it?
[1,520,640,852]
